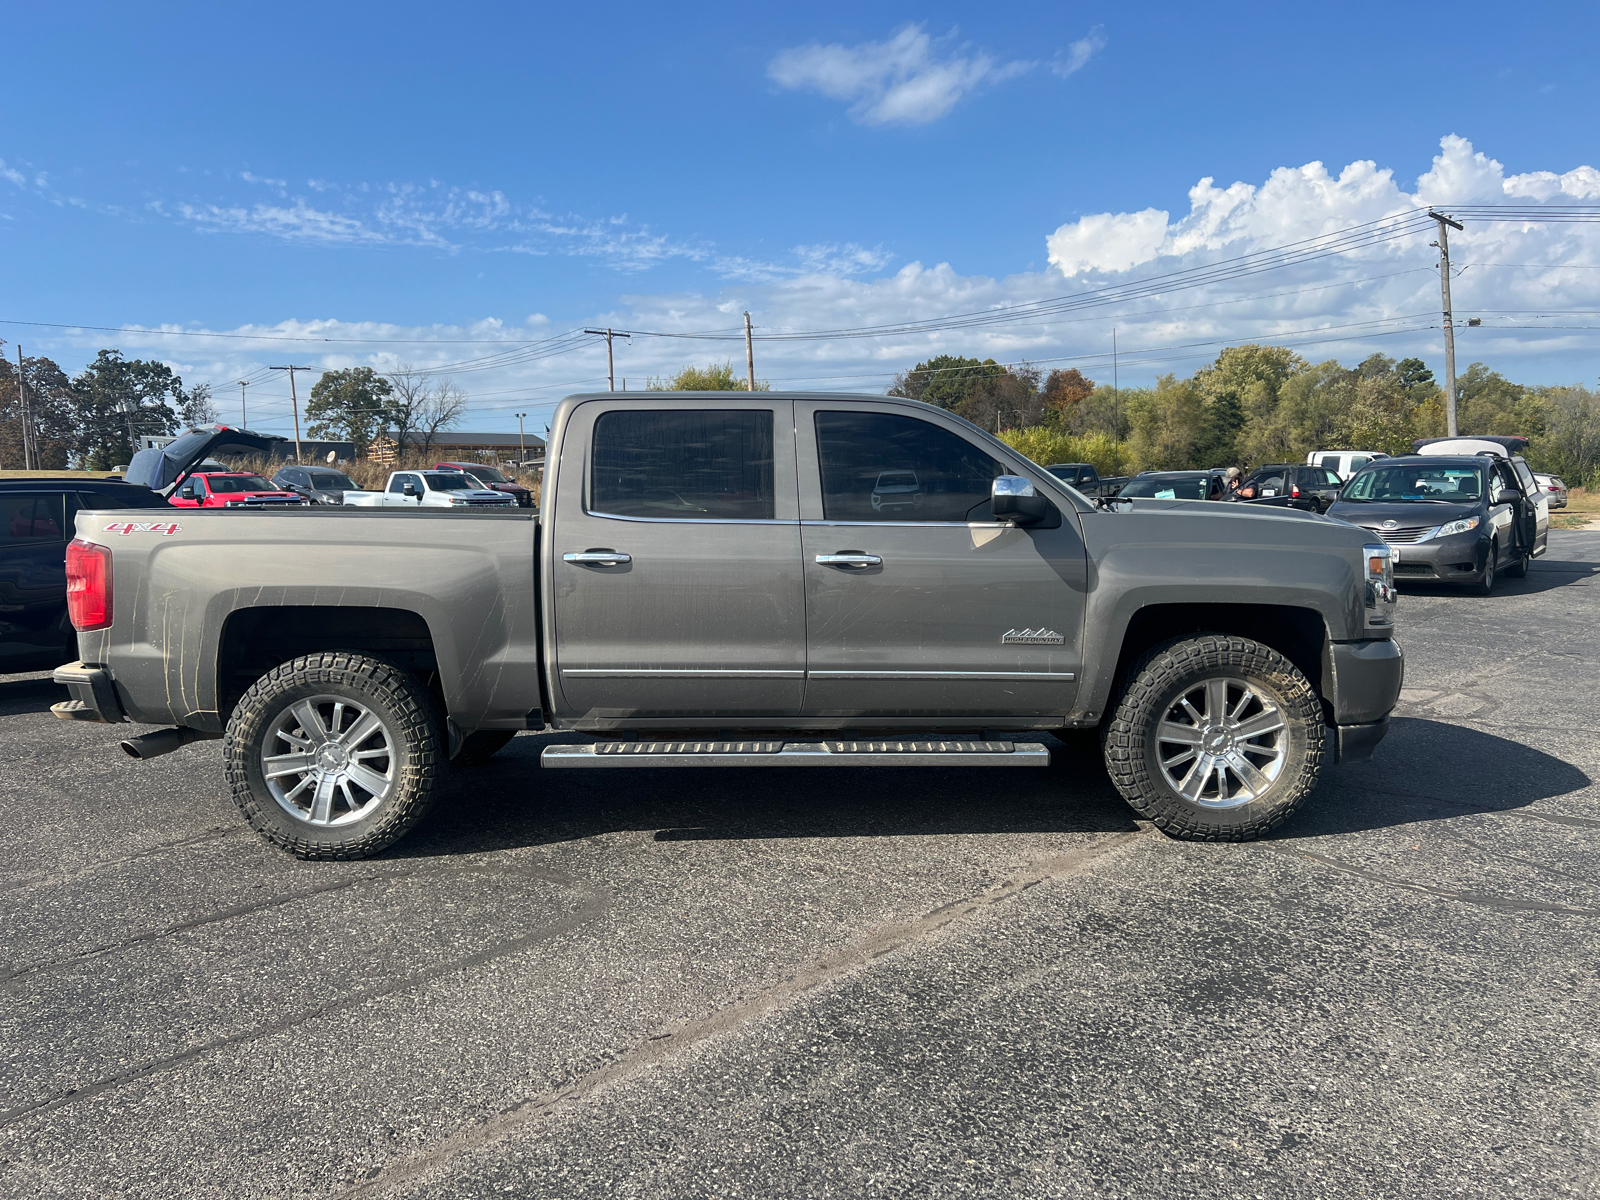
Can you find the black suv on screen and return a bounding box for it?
[1327,453,1549,594]
[1,478,170,671]
[1234,463,1344,513]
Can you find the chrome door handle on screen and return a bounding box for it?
[815,553,882,568]
[564,551,631,566]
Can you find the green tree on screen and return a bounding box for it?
[956,364,1048,432]
[1396,357,1435,393]
[306,367,394,455]
[646,361,768,391]
[888,355,1007,410]
[1125,375,1206,471]
[70,350,184,470]
[0,345,78,469]
[1194,344,1307,466]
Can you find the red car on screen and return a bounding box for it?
[434,462,534,507]
[169,472,308,509]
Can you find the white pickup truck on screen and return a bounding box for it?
[343,470,518,509]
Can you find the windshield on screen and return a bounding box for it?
[1343,465,1484,502]
[423,473,478,491]
[308,472,357,490]
[206,475,276,493]
[1119,476,1209,500]
[461,466,508,483]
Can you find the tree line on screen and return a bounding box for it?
[0,346,469,469]
[890,348,1600,487]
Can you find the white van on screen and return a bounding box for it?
[1306,450,1388,480]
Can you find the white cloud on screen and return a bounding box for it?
[1052,28,1106,77]
[0,157,24,188]
[768,24,1032,126]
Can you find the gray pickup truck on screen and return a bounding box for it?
[53,394,1403,859]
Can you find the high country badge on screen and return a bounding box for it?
[1001,628,1064,645]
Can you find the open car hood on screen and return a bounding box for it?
[124,427,289,494]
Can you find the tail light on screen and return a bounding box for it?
[65,539,112,631]
[1291,485,1301,498]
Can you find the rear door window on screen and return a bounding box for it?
[814,411,1002,523]
[591,409,775,520]
[2,494,65,541]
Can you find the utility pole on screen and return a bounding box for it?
[515,412,527,463]
[270,365,312,461]
[237,380,250,429]
[583,328,629,391]
[16,344,34,471]
[1112,327,1120,473]
[744,312,756,391]
[1429,210,1464,437]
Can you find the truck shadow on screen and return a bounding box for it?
[1273,716,1591,839]
[0,674,65,718]
[397,717,1589,856]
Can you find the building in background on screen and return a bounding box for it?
[367,431,546,467]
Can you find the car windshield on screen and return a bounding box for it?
[308,472,357,490]
[1119,475,1209,500]
[1343,465,1484,502]
[423,473,477,491]
[206,475,276,493]
[460,466,508,483]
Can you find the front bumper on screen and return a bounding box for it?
[1378,533,1487,582]
[1325,638,1403,764]
[50,661,126,724]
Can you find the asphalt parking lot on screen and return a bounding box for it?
[2,531,1597,1200]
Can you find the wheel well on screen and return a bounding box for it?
[1112,604,1331,713]
[217,606,439,720]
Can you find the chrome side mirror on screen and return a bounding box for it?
[992,475,1046,524]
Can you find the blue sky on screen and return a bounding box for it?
[4,2,1599,435]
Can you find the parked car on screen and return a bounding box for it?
[1044,463,1100,490]
[1328,450,1548,593]
[343,470,518,508]
[55,397,1402,860]
[1234,464,1344,513]
[1306,450,1389,480]
[434,462,535,507]
[1085,475,1130,498]
[1117,470,1231,501]
[0,477,169,672]
[169,472,308,509]
[869,469,922,512]
[273,465,361,505]
[1533,473,1568,509]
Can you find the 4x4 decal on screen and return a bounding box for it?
[104,521,182,536]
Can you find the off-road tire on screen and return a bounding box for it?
[224,652,444,860]
[1102,635,1326,841]
[1471,540,1498,595]
[453,730,516,766]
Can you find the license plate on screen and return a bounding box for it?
[1390,546,1401,563]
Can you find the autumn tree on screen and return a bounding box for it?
[647,361,768,391]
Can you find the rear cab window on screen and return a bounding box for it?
[590,409,776,520]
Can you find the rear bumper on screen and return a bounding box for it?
[50,661,126,724]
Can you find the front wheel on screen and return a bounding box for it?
[1103,635,1326,841]
[224,652,445,860]
[1471,540,1498,595]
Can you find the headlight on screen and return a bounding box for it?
[1434,515,1480,538]
[450,497,472,506]
[1364,543,1396,627]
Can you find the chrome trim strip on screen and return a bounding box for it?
[562,668,806,678]
[587,511,798,525]
[801,520,1006,529]
[807,670,1075,681]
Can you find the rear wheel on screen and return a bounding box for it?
[1103,635,1326,841]
[224,652,444,860]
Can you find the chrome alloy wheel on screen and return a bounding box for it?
[262,695,395,827]
[1154,677,1287,809]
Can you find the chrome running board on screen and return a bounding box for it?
[541,738,1050,769]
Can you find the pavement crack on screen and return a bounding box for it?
[332,833,1140,1199]
[1267,844,1600,916]
[0,887,610,1129]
